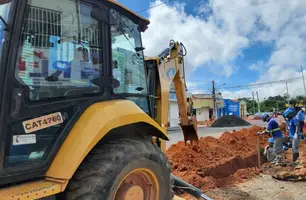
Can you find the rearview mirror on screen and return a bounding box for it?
[109,15,118,26]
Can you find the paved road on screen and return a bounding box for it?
[166,125,251,149]
[166,119,271,149]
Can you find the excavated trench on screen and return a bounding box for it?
[197,154,258,179]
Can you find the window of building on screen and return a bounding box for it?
[15,0,103,101]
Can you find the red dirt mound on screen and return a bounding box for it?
[166,125,269,192]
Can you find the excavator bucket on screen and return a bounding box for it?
[180,115,199,145]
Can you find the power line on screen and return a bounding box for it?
[136,0,289,16]
[159,0,294,25]
[137,1,170,13]
[223,77,303,89]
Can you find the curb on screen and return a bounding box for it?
[168,127,181,131]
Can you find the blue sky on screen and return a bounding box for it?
[116,0,306,100]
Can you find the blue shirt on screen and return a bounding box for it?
[289,118,299,139]
[297,110,305,122]
[266,118,283,138]
[283,107,295,120]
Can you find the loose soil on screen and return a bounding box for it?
[166,126,268,192]
[210,115,251,127]
[205,174,306,200]
[168,124,306,200]
[203,140,306,200]
[262,139,306,182]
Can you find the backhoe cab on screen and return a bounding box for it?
[0,0,204,200]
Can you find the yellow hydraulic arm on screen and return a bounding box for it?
[145,40,199,147]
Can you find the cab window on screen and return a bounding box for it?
[110,9,147,95]
[15,0,103,101]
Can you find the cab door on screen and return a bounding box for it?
[0,0,112,185]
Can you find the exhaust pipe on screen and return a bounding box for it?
[171,174,213,200]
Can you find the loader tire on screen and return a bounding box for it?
[64,137,173,200]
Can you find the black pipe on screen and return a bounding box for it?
[171,174,213,200]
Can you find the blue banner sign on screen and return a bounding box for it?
[224,99,240,116]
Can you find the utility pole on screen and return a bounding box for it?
[252,91,255,114]
[256,91,260,113]
[285,81,289,105]
[301,65,306,95]
[212,80,216,119]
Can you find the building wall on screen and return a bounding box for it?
[196,107,210,122]
[240,101,248,117]
[168,100,179,127]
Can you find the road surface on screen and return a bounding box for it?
[166,119,269,149]
[166,125,251,149]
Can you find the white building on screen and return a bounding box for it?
[168,83,179,128]
[169,92,179,127]
[192,93,224,122]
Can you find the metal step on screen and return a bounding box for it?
[0,179,64,200]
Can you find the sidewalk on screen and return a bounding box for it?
[168,126,180,131]
[168,125,208,131]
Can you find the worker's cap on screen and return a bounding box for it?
[261,113,269,122]
[268,137,274,143]
[302,107,305,112]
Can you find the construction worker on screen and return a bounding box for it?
[287,117,297,148]
[296,107,305,140]
[289,114,301,162]
[283,105,295,131]
[263,138,276,163]
[258,113,284,165]
[264,138,289,163]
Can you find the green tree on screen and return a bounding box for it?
[289,98,297,107]
[302,98,306,106]
[238,97,257,114]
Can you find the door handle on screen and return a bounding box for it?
[10,88,23,119]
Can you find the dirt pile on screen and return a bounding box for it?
[166,126,269,192]
[210,115,251,127]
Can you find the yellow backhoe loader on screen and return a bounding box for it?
[0,0,211,199]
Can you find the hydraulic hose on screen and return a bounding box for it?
[179,42,188,90]
[171,174,213,200]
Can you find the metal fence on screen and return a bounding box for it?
[22,5,101,49]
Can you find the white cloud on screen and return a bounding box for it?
[142,0,249,77]
[221,89,252,99]
[249,60,266,72]
[223,64,235,77]
[190,89,207,94]
[142,0,306,100]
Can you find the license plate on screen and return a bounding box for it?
[22,112,63,133]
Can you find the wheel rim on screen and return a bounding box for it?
[113,168,159,200]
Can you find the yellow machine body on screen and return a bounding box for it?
[0,0,196,200]
[146,42,199,152]
[46,100,168,179]
[0,100,168,199]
